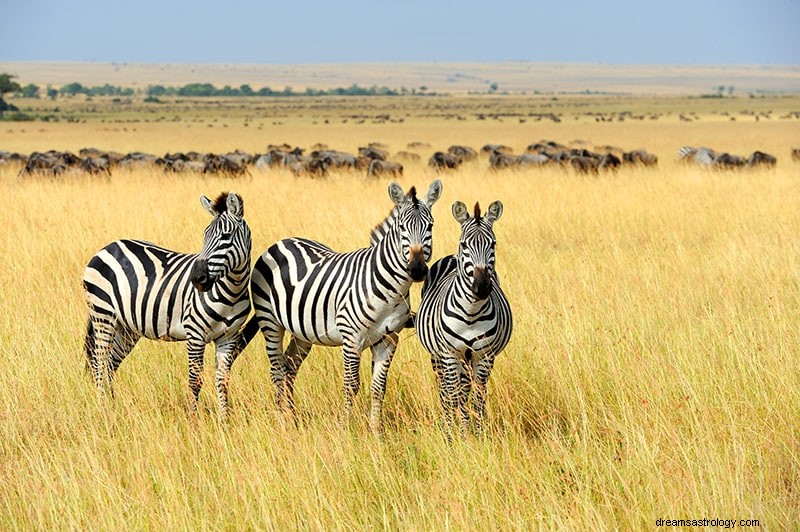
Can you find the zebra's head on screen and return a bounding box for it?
[452,200,503,300]
[190,192,251,292]
[388,179,442,282]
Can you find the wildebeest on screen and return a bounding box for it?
[482,144,513,155]
[428,151,463,171]
[367,159,403,178]
[407,141,431,149]
[310,150,359,171]
[393,151,421,163]
[447,145,478,161]
[489,151,519,170]
[203,153,250,177]
[82,156,112,176]
[623,149,658,166]
[747,151,777,167]
[358,146,389,161]
[18,150,82,177]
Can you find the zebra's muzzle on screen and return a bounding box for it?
[472,267,492,299]
[190,258,214,292]
[408,247,428,282]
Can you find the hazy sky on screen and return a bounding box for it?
[1,0,798,64]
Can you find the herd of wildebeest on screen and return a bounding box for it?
[1,141,797,179]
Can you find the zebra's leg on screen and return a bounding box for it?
[109,325,139,377]
[283,336,312,417]
[186,336,206,415]
[341,340,362,424]
[368,334,398,434]
[472,354,496,435]
[456,356,473,438]
[261,321,292,413]
[213,336,238,424]
[439,355,461,441]
[86,307,116,398]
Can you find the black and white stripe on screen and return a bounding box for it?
[237,180,442,432]
[415,200,513,438]
[82,192,251,421]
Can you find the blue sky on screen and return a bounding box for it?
[1,0,798,64]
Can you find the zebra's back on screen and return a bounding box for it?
[83,239,196,341]
[252,237,371,346]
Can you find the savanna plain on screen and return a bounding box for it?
[1,88,799,529]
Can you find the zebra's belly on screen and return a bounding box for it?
[354,299,411,350]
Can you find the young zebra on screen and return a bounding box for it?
[236,180,442,433]
[82,192,251,421]
[415,200,513,438]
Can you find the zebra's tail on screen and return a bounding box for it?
[83,318,95,375]
[232,316,261,362]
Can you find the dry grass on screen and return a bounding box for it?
[1,99,799,529]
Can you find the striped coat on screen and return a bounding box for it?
[236,180,442,432]
[82,192,251,421]
[416,200,512,437]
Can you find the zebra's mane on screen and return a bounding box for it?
[210,192,243,216]
[369,187,418,246]
[211,192,231,214]
[473,202,481,220]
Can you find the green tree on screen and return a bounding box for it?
[60,82,86,96]
[21,83,40,98]
[0,73,22,116]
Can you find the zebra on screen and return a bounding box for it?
[235,179,442,433]
[415,200,512,439]
[678,146,716,165]
[82,192,251,422]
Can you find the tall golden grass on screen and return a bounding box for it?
[0,113,798,529]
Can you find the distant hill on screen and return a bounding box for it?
[1,61,799,95]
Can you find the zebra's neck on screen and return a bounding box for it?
[370,205,399,246]
[451,267,493,311]
[368,227,413,296]
[204,262,251,303]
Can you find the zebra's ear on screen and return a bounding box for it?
[388,182,405,206]
[424,179,442,207]
[485,200,504,224]
[200,195,216,216]
[452,201,470,224]
[226,192,244,218]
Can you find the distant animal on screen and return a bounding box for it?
[447,145,478,161]
[415,200,512,439]
[233,180,442,433]
[481,144,513,155]
[428,151,463,171]
[393,151,421,162]
[623,149,658,166]
[358,146,389,161]
[82,192,252,422]
[792,148,800,162]
[407,141,432,150]
[367,159,403,177]
[747,151,776,167]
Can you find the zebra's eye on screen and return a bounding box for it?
[460,242,468,250]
